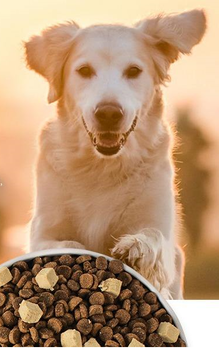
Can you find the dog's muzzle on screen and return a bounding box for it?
[82,116,138,156]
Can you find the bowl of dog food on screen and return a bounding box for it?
[0,248,187,347]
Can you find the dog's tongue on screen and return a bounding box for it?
[98,133,119,147]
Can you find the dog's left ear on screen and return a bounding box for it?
[135,9,207,83]
[24,21,80,103]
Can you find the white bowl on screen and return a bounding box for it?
[1,248,187,345]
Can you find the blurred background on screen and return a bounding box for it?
[0,0,219,299]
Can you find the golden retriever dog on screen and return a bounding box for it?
[25,9,206,299]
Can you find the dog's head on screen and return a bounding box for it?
[25,10,206,157]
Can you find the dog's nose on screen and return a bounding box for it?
[95,104,123,129]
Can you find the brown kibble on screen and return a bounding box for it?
[96,256,108,270]
[59,255,74,266]
[55,303,65,317]
[47,318,63,334]
[123,298,131,311]
[76,319,92,335]
[89,292,105,305]
[103,292,115,305]
[105,340,119,346]
[108,259,124,274]
[54,289,69,302]
[79,273,94,289]
[0,254,185,347]
[67,279,80,292]
[107,318,119,329]
[9,327,20,344]
[154,308,166,319]
[11,268,21,285]
[35,321,47,330]
[132,327,147,343]
[91,275,99,290]
[147,333,163,347]
[0,293,6,307]
[119,288,132,301]
[125,333,140,344]
[39,292,55,307]
[129,281,145,300]
[44,337,57,347]
[113,333,126,346]
[146,317,159,333]
[139,302,151,317]
[19,288,34,299]
[18,319,31,333]
[56,265,72,280]
[30,327,39,343]
[0,327,10,344]
[72,270,83,282]
[118,271,132,286]
[160,314,173,323]
[105,304,118,311]
[69,296,82,311]
[79,303,88,318]
[115,309,131,325]
[76,255,92,264]
[83,261,92,272]
[32,264,41,277]
[91,323,103,337]
[99,326,113,342]
[90,314,106,325]
[150,303,160,313]
[104,310,113,320]
[131,321,147,331]
[62,313,74,326]
[89,305,103,316]
[39,327,54,339]
[13,261,29,272]
[21,332,34,346]
[144,292,157,305]
[44,262,57,269]
[17,275,28,289]
[2,311,17,328]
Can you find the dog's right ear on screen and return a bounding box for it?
[24,22,79,103]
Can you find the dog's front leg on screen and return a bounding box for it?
[29,215,85,252]
[111,229,175,299]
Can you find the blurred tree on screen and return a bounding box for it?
[174,108,210,251]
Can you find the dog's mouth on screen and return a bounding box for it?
[82,116,138,156]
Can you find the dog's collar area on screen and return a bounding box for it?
[82,116,138,155]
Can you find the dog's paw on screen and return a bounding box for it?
[111,230,173,297]
[111,234,147,270]
[111,230,161,270]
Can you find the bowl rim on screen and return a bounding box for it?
[1,248,187,345]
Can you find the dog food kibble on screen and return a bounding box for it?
[35,268,58,291]
[128,338,145,347]
[61,329,82,347]
[157,322,180,343]
[99,278,122,297]
[0,267,12,287]
[84,337,101,347]
[18,300,43,323]
[0,255,186,347]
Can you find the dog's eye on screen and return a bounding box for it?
[125,66,142,79]
[77,66,95,78]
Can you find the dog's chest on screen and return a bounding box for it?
[65,168,145,252]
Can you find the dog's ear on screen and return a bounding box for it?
[24,22,79,103]
[135,9,207,83]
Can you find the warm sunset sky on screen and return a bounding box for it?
[0,0,219,249]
